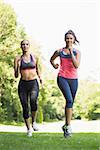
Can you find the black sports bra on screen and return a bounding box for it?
[20,54,36,70]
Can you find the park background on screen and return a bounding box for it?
[0,0,100,124]
[0,0,100,150]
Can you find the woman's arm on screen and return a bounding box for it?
[70,49,81,68]
[14,56,20,78]
[50,50,59,69]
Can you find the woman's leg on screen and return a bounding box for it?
[18,80,31,135]
[65,108,73,126]
[57,77,78,137]
[57,76,73,126]
[65,79,78,125]
[24,118,31,131]
[66,79,78,124]
[29,79,39,130]
[31,111,37,124]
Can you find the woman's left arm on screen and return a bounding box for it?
[70,49,81,68]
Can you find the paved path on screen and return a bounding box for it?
[0,120,100,133]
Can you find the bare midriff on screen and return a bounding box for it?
[20,68,37,80]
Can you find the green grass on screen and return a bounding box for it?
[0,132,100,150]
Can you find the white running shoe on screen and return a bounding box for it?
[62,125,72,138]
[67,125,72,135]
[27,130,32,137]
[32,122,38,131]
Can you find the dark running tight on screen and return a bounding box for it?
[57,76,78,108]
[18,79,39,119]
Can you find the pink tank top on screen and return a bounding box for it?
[58,48,78,79]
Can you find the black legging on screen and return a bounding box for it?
[18,79,39,119]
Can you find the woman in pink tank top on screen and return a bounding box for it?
[50,30,81,137]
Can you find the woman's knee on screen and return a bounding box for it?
[23,111,30,119]
[31,101,38,111]
[66,99,73,108]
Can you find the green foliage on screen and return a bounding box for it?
[36,106,43,123]
[38,78,100,122]
[0,2,27,67]
[0,1,43,124]
[38,80,64,122]
[73,80,100,120]
[0,61,22,122]
[0,1,100,124]
[0,1,25,123]
[0,3,16,41]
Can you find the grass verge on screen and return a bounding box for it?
[0,132,100,150]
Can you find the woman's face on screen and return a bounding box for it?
[21,40,30,52]
[65,33,75,47]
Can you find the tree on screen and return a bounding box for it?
[0,1,26,122]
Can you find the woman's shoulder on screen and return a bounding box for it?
[15,55,21,61]
[55,48,63,54]
[31,53,37,58]
[30,53,37,62]
[51,48,63,57]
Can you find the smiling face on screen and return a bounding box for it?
[21,40,30,53]
[65,33,75,47]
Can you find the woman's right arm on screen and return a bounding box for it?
[14,56,20,78]
[50,50,59,69]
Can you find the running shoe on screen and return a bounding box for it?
[27,129,32,137]
[62,124,72,138]
[32,122,38,131]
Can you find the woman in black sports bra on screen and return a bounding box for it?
[14,40,42,137]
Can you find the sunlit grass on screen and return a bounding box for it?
[0,132,100,150]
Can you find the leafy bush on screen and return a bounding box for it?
[73,80,100,120]
[36,106,43,123]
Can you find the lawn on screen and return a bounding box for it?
[0,132,100,150]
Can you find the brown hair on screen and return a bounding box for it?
[21,40,30,47]
[65,30,79,44]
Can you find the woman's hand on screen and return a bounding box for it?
[53,63,59,69]
[39,77,44,89]
[69,49,81,68]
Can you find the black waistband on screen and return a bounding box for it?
[20,78,37,82]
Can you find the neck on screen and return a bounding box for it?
[65,45,73,49]
[65,47,73,52]
[23,51,30,56]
